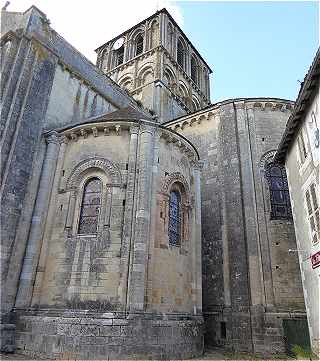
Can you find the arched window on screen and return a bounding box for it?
[167,23,174,54]
[150,20,159,48]
[192,98,200,112]
[177,39,185,69]
[135,34,144,56]
[116,45,124,66]
[265,163,292,220]
[78,177,102,234]
[168,190,181,246]
[191,56,198,84]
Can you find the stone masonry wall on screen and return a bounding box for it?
[0,6,135,318]
[15,312,203,360]
[165,98,306,354]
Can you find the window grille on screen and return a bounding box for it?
[78,177,102,234]
[265,163,292,220]
[177,40,185,69]
[135,35,144,56]
[305,182,319,244]
[168,191,181,246]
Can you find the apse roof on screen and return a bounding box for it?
[100,106,153,121]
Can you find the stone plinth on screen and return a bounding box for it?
[0,323,16,353]
[15,311,203,359]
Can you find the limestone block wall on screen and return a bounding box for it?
[29,131,129,308]
[146,137,202,314]
[0,31,57,311]
[15,118,201,314]
[0,6,136,318]
[15,312,203,360]
[165,98,306,354]
[44,65,117,129]
[13,117,204,359]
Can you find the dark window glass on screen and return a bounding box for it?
[135,34,144,56]
[220,322,226,339]
[78,177,102,234]
[168,191,181,246]
[116,45,124,66]
[191,57,198,84]
[177,40,184,69]
[265,163,292,220]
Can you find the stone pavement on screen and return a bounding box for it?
[0,348,304,361]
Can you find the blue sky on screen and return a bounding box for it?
[8,1,319,103]
[179,1,319,102]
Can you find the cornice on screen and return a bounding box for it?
[47,120,199,161]
[164,97,295,129]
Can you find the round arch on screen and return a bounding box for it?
[66,157,122,190]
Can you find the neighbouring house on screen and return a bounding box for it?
[275,48,320,356]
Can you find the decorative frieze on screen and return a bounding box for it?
[66,157,123,190]
[253,101,293,112]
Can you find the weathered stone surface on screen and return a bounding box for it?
[1,4,308,359]
[15,312,203,359]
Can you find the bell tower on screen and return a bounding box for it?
[95,8,212,123]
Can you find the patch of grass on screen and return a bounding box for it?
[291,344,314,359]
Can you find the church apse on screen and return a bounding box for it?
[13,108,204,359]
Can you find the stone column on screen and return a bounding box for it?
[119,126,139,307]
[192,161,202,312]
[31,135,69,306]
[153,81,162,122]
[145,129,161,308]
[128,124,155,311]
[244,105,270,308]
[15,132,61,308]
[65,190,77,237]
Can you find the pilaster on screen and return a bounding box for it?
[128,124,155,311]
[31,135,69,306]
[192,161,203,312]
[15,132,61,308]
[118,125,139,307]
[234,102,266,308]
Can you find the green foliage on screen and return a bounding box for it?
[291,344,314,359]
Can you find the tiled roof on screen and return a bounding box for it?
[101,106,152,121]
[274,48,320,163]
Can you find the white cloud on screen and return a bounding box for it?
[4,0,183,62]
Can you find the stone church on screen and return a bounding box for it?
[0,5,307,359]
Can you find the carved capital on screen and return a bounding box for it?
[129,125,139,135]
[46,131,60,145]
[160,172,190,200]
[59,135,69,145]
[139,124,156,135]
